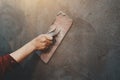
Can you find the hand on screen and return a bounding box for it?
[31,34,53,50]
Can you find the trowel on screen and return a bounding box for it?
[37,11,73,63]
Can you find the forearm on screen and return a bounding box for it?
[10,41,35,63]
[10,34,52,63]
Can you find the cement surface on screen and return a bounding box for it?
[0,0,120,80]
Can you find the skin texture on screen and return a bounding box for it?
[10,34,53,63]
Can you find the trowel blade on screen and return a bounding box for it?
[38,11,73,63]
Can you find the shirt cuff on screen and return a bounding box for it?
[7,54,19,68]
[0,54,19,78]
[2,54,19,72]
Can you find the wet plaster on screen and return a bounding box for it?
[0,0,120,80]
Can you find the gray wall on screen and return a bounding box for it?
[0,0,120,80]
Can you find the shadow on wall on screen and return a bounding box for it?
[3,13,97,80]
[0,0,108,80]
[30,17,96,80]
[0,5,23,40]
[0,0,120,80]
[97,46,120,80]
[0,3,27,51]
[0,2,38,80]
[0,34,11,55]
[0,1,106,80]
[0,3,98,79]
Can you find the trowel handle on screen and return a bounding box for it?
[47,29,60,37]
[36,50,42,55]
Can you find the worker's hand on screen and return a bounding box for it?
[31,34,53,50]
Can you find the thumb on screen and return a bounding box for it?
[44,34,53,40]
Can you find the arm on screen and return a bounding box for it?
[10,34,53,63]
[0,34,52,78]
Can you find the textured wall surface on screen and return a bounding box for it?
[0,0,120,80]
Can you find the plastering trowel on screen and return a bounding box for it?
[37,11,73,63]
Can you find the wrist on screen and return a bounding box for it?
[28,40,36,51]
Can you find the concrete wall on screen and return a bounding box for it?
[0,0,120,80]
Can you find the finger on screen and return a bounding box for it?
[44,34,53,40]
[45,40,52,46]
[40,43,46,50]
[40,36,46,42]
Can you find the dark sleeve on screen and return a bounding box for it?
[0,54,19,78]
